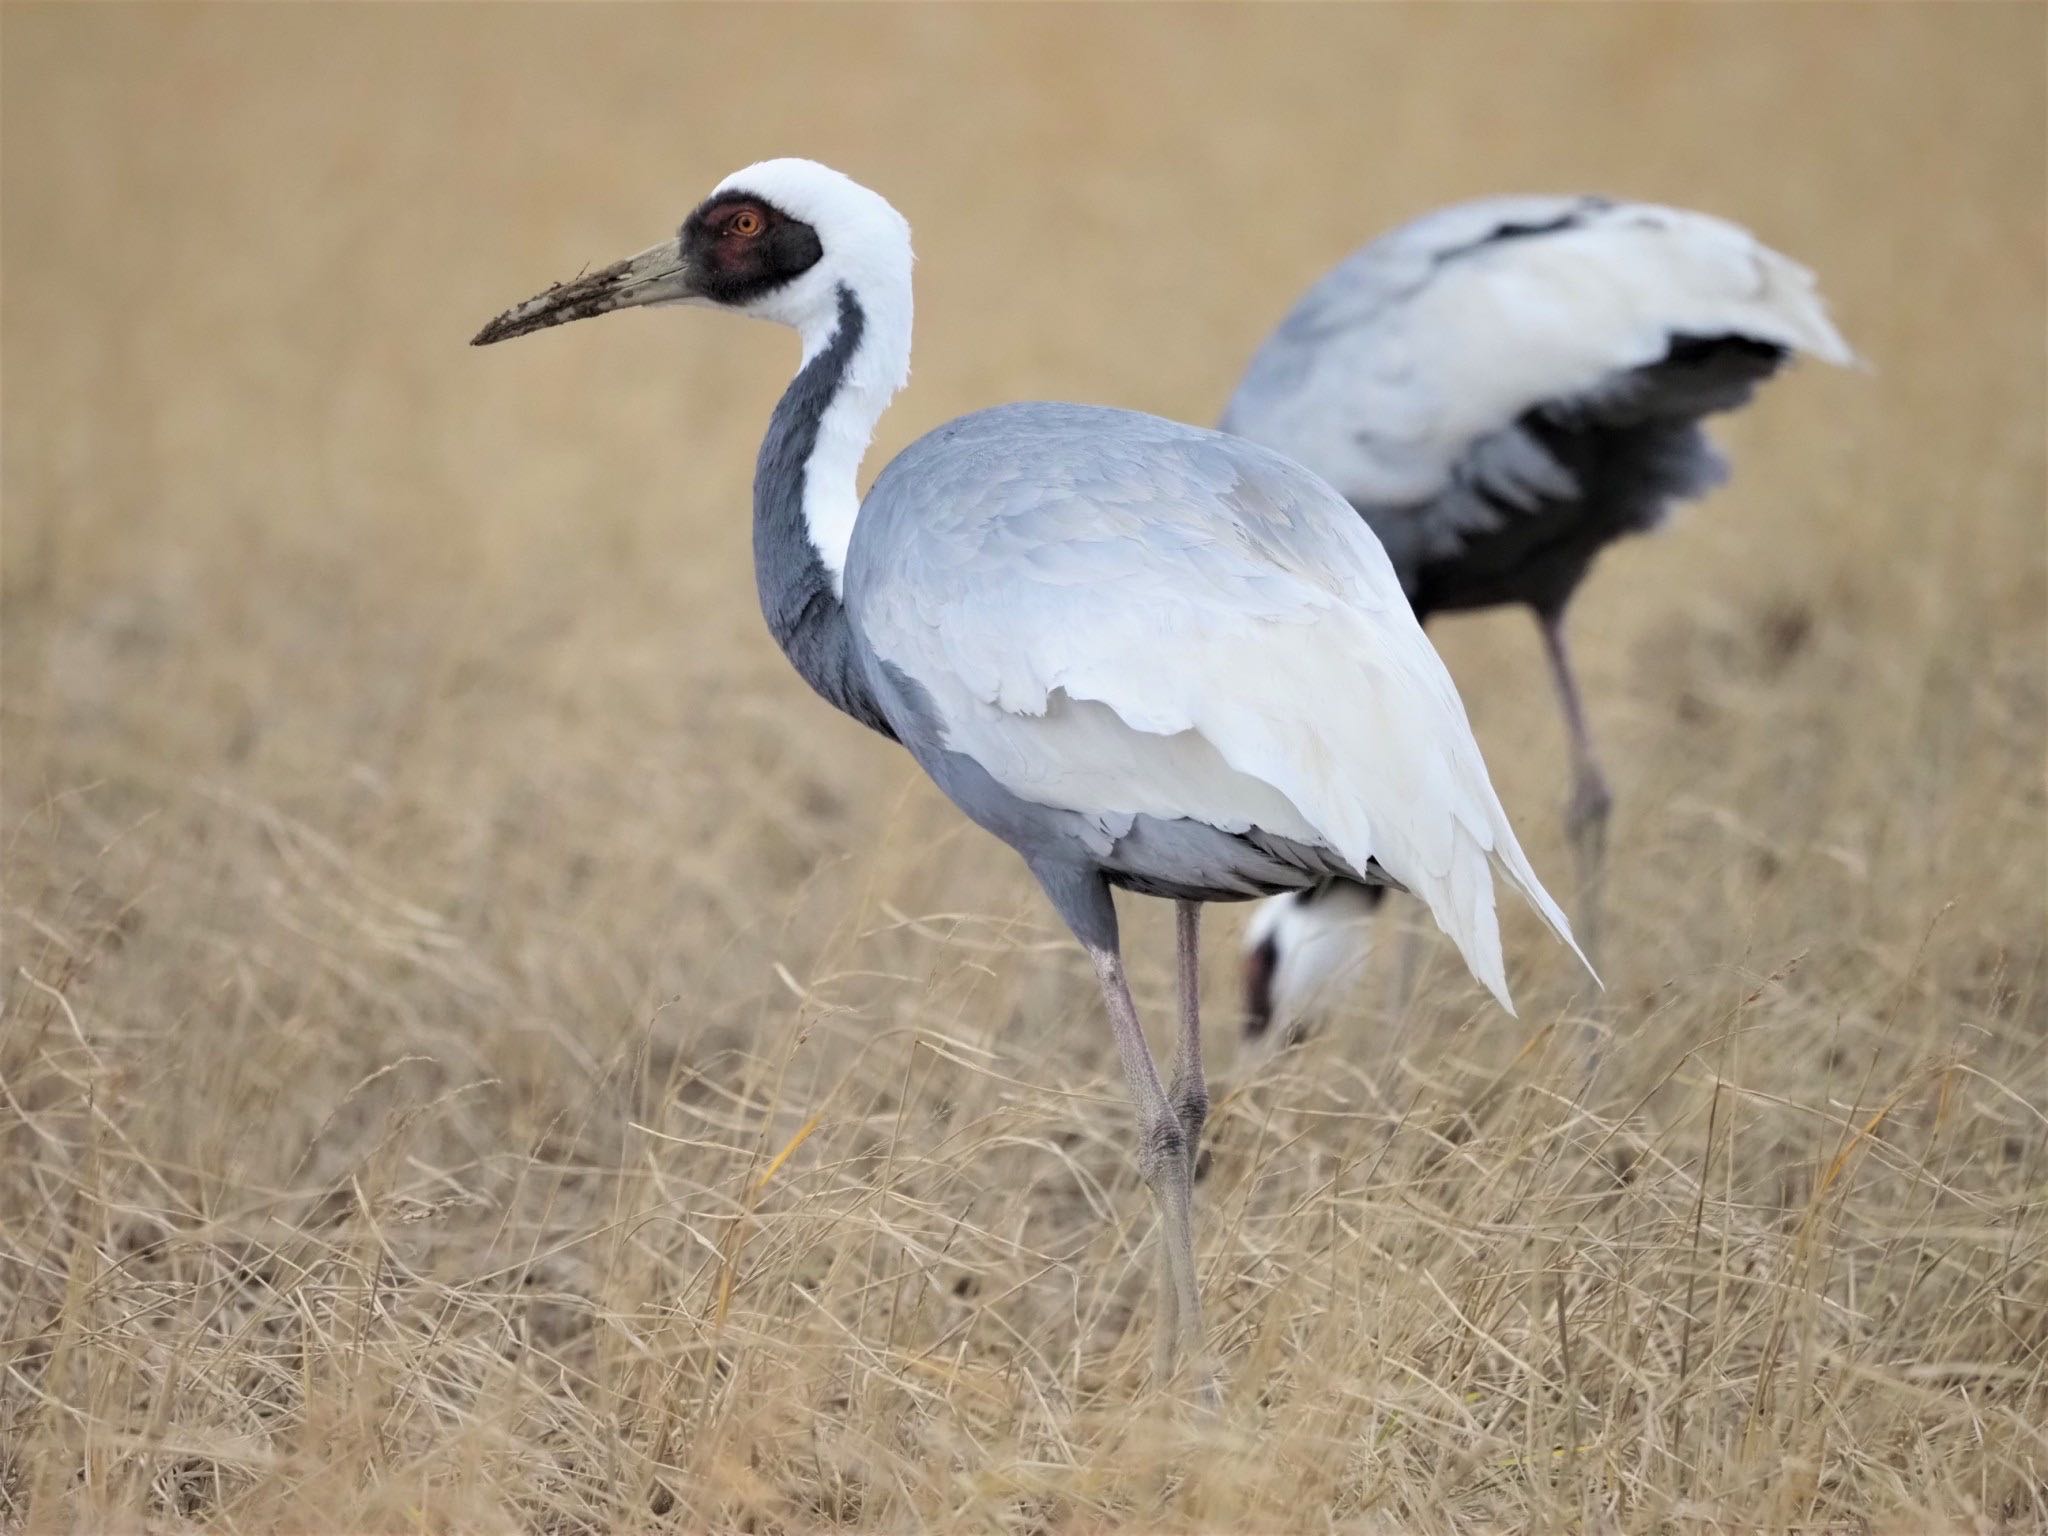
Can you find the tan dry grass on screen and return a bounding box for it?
[2,4,2044,1531]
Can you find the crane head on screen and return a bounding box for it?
[471,159,911,348]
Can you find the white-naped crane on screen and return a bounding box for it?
[473,161,1592,1397]
[1225,196,1853,1045]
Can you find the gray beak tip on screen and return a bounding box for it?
[469,245,688,352]
[469,284,569,348]
[470,312,518,347]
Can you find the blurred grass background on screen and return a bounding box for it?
[3,4,2044,1531]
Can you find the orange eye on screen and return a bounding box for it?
[731,210,763,237]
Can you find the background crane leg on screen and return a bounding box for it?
[1538,607,1613,968]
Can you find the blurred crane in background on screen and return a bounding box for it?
[1228,197,1853,1044]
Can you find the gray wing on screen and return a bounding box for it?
[1220,197,1854,580]
[843,402,1581,1008]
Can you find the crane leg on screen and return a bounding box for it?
[1168,901,1209,1182]
[1088,942,1214,1404]
[1538,608,1612,967]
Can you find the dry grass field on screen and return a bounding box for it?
[4,5,2045,1531]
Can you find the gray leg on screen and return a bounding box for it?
[1538,608,1612,965]
[1167,900,1208,1181]
[1087,943,1210,1398]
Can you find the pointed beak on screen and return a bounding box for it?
[470,238,696,346]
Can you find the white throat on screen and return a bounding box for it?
[793,282,909,594]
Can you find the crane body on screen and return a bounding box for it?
[475,161,1592,1394]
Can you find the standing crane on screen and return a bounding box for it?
[1226,197,1853,1043]
[473,160,1592,1396]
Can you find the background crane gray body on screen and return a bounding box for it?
[1228,195,1853,1037]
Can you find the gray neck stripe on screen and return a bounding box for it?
[750,285,894,739]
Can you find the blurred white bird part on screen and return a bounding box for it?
[1241,881,1384,1045]
[1226,195,1853,1044]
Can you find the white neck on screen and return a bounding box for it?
[708,159,917,595]
[791,274,911,595]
